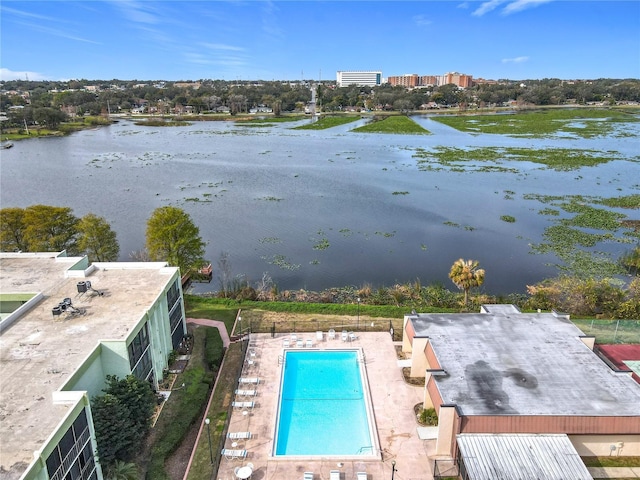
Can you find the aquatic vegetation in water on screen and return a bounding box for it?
[261,254,301,271]
[527,193,640,278]
[352,115,431,134]
[413,146,629,172]
[294,116,361,130]
[392,191,409,195]
[259,237,282,244]
[257,196,283,202]
[501,215,516,223]
[432,109,640,138]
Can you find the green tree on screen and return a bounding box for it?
[0,207,28,252]
[105,460,139,480]
[448,258,485,305]
[91,375,156,466]
[91,394,134,464]
[23,205,79,253]
[33,107,67,129]
[77,213,120,262]
[146,206,205,274]
[104,374,155,440]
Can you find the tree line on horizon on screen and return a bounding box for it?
[1,78,639,128]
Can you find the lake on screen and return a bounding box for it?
[1,114,638,295]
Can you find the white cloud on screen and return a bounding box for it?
[457,2,470,9]
[413,15,432,27]
[473,0,508,16]
[0,68,49,81]
[502,56,530,63]
[108,0,161,25]
[13,20,101,44]
[503,0,554,14]
[201,43,246,52]
[473,0,553,16]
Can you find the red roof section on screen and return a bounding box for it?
[597,344,640,383]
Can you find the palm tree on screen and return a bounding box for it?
[448,258,485,306]
[105,460,138,480]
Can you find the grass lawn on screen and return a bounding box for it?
[352,115,430,134]
[185,341,244,480]
[582,456,640,467]
[294,115,361,130]
[432,108,639,138]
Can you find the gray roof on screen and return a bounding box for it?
[456,434,592,480]
[409,308,640,416]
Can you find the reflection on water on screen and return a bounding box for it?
[1,116,638,295]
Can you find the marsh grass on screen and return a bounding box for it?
[527,194,640,277]
[432,108,640,138]
[236,115,304,124]
[413,146,626,171]
[294,115,361,130]
[352,115,431,134]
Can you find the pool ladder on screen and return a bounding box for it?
[356,445,373,454]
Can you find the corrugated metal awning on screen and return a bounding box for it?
[457,434,592,480]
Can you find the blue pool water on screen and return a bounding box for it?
[274,350,374,456]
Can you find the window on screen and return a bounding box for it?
[45,408,96,480]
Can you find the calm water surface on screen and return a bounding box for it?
[2,115,638,294]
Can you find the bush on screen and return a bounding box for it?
[418,406,438,426]
[205,328,225,372]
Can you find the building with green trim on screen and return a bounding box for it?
[0,252,186,480]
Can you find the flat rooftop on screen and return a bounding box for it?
[0,253,178,478]
[409,310,640,417]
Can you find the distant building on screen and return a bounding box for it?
[0,252,187,480]
[387,72,473,88]
[336,71,382,87]
[387,74,419,88]
[439,72,473,88]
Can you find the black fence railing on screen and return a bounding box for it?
[211,337,249,478]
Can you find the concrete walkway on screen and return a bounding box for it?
[589,466,640,479]
[186,318,231,347]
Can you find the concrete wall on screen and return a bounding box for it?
[410,337,429,377]
[435,405,459,456]
[571,435,640,457]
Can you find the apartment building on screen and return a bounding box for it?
[0,252,187,480]
[402,304,640,475]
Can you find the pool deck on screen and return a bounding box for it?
[218,332,437,480]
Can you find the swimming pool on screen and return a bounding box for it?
[274,350,377,457]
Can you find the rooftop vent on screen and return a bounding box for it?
[77,280,103,297]
[52,297,85,318]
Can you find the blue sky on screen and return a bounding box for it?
[1,1,639,82]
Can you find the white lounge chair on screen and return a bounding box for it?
[283,338,290,348]
[296,338,304,348]
[291,333,298,342]
[221,448,247,460]
[328,329,335,340]
[232,401,254,409]
[349,332,356,342]
[341,330,348,342]
[316,330,323,341]
[304,472,314,480]
[234,389,257,397]
[356,472,367,480]
[306,339,313,348]
[239,377,260,384]
[330,470,340,480]
[228,431,252,439]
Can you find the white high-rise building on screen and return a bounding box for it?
[336,71,382,87]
